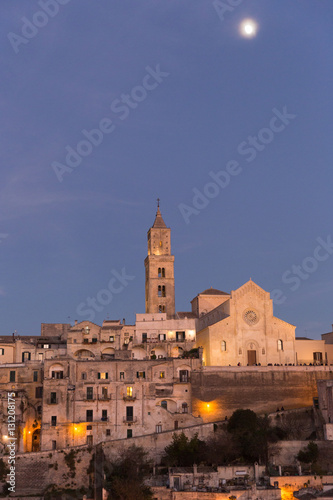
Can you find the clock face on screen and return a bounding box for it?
[243,309,259,326]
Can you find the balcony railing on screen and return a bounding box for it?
[123,416,138,423]
[123,396,136,402]
[98,395,111,400]
[47,398,58,405]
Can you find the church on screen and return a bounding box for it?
[144,203,333,367]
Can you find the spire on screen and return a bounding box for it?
[152,199,167,228]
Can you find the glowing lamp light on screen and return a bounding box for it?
[3,435,8,440]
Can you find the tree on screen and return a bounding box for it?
[297,442,319,464]
[104,445,153,500]
[162,432,207,467]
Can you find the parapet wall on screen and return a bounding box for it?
[192,366,333,420]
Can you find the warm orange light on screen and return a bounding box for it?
[28,431,31,434]
[206,404,210,409]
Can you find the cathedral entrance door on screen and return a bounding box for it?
[247,350,256,365]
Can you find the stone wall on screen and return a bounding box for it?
[191,366,333,420]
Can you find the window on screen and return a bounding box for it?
[126,406,134,422]
[238,348,242,355]
[98,372,108,380]
[35,387,43,398]
[159,305,165,313]
[161,400,167,410]
[221,341,226,352]
[158,268,162,278]
[174,421,179,430]
[159,334,166,341]
[156,425,162,433]
[33,371,38,382]
[179,370,189,383]
[92,338,98,343]
[38,353,43,361]
[86,410,93,422]
[73,339,77,343]
[22,352,31,362]
[162,286,166,297]
[86,425,92,431]
[109,336,114,343]
[162,268,165,278]
[158,285,162,297]
[43,344,51,349]
[120,372,124,380]
[127,429,132,438]
[136,371,146,379]
[84,326,90,335]
[182,402,188,414]
[51,416,57,426]
[52,440,57,450]
[142,333,147,343]
[277,340,283,351]
[127,387,133,397]
[50,392,57,404]
[106,429,111,436]
[82,372,87,380]
[86,387,94,400]
[314,352,323,362]
[37,406,42,414]
[262,348,265,355]
[83,338,89,344]
[9,371,15,382]
[0,348,4,355]
[176,331,185,341]
[102,410,108,421]
[51,371,63,379]
[102,387,108,399]
[159,371,165,379]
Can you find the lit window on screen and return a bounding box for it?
[109,336,114,342]
[127,387,133,397]
[221,341,226,352]
[43,344,50,349]
[136,371,146,379]
[277,340,283,351]
[159,371,165,379]
[98,372,108,380]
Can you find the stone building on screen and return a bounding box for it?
[195,279,296,366]
[1,203,333,455]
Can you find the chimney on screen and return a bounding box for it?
[75,320,78,325]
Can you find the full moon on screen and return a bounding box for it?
[240,19,258,38]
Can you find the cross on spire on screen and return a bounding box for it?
[157,198,160,208]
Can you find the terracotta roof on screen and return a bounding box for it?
[199,288,229,296]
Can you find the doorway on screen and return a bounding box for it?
[247,350,257,365]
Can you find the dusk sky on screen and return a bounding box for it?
[1,1,332,338]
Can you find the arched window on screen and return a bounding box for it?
[162,268,165,278]
[182,402,188,414]
[277,339,283,351]
[161,400,167,410]
[158,285,162,297]
[158,268,162,278]
[162,286,166,297]
[221,341,226,352]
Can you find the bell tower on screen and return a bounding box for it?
[144,200,175,317]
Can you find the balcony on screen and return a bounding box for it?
[123,396,136,402]
[47,398,58,405]
[123,416,138,423]
[98,395,111,401]
[75,417,109,423]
